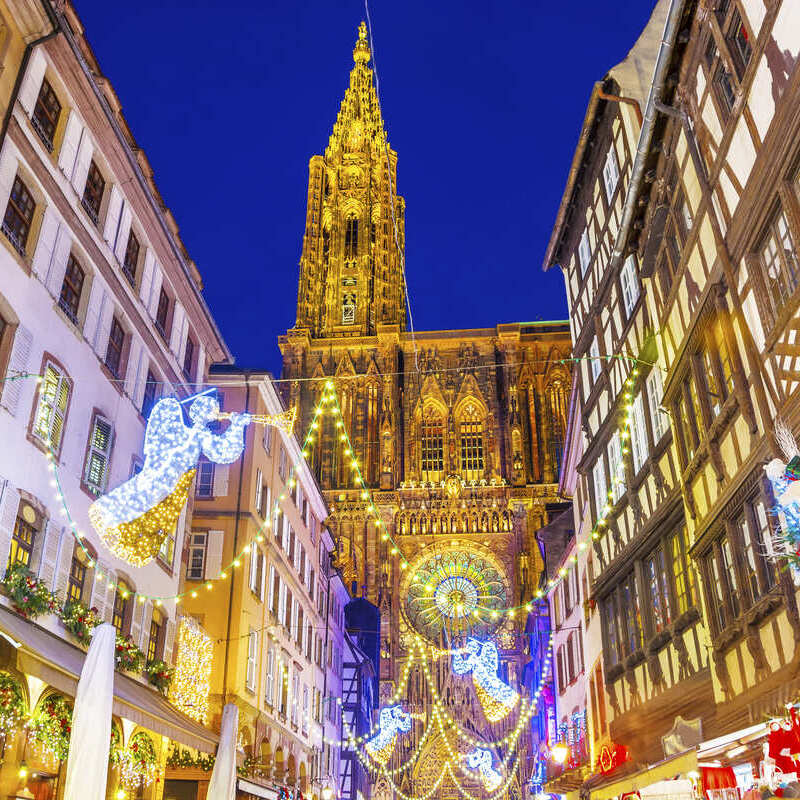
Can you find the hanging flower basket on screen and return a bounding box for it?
[115,633,146,673]
[59,600,101,646]
[29,694,72,762]
[0,672,26,737]
[145,659,174,695]
[3,563,58,619]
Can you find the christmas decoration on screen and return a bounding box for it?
[114,633,145,673]
[3,562,58,619]
[119,732,158,792]
[0,672,26,736]
[145,659,174,695]
[88,394,252,567]
[30,694,72,762]
[765,420,800,564]
[169,616,212,723]
[166,745,215,771]
[452,638,519,723]
[464,748,502,793]
[596,742,628,776]
[365,706,413,765]
[59,600,100,646]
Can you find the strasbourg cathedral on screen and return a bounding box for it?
[279,23,571,797]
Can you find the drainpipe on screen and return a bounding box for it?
[222,374,252,704]
[597,87,643,126]
[0,2,60,150]
[611,0,688,268]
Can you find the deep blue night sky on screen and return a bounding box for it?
[74,0,654,373]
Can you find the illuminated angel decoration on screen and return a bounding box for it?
[452,638,519,723]
[89,394,251,567]
[765,420,800,564]
[464,748,502,793]
[364,706,413,766]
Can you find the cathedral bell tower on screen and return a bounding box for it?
[295,22,407,338]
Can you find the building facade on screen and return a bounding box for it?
[546,0,800,795]
[0,0,229,798]
[278,22,573,800]
[171,368,342,800]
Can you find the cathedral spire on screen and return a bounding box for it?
[293,22,406,339]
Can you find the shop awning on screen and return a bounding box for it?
[589,750,698,800]
[238,778,279,799]
[0,604,218,753]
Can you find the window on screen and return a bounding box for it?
[602,595,621,667]
[158,522,176,568]
[263,426,272,455]
[719,536,741,620]
[32,78,61,151]
[713,60,736,117]
[630,393,648,473]
[186,532,207,579]
[81,160,105,225]
[122,229,139,286]
[342,293,355,325]
[105,316,125,378]
[8,513,36,569]
[721,4,752,79]
[589,337,601,380]
[603,145,620,201]
[620,255,640,317]
[758,208,799,323]
[736,498,776,604]
[84,414,113,495]
[620,575,643,655]
[33,361,71,451]
[155,287,170,338]
[141,369,158,419]
[246,629,258,691]
[420,411,444,477]
[249,547,264,597]
[646,369,668,443]
[279,446,287,481]
[183,335,195,381]
[265,646,275,705]
[58,254,85,324]
[592,457,607,520]
[675,373,702,464]
[2,175,35,255]
[578,229,591,276]
[195,459,214,498]
[147,608,164,662]
[112,581,130,634]
[670,527,694,616]
[607,432,624,503]
[344,216,358,260]
[67,547,90,603]
[459,407,485,480]
[645,547,671,633]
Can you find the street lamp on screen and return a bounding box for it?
[322,786,334,800]
[550,743,570,764]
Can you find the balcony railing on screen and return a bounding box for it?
[81,196,99,226]
[1,221,25,256]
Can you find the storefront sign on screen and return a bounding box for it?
[597,743,629,776]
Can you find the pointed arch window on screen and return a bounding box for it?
[344,216,359,260]
[545,380,567,478]
[322,227,330,266]
[459,406,485,481]
[342,294,356,325]
[420,410,444,479]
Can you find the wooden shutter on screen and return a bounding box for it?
[0,144,17,216]
[44,225,72,298]
[17,48,46,115]
[163,618,176,664]
[37,520,62,589]
[32,206,60,281]
[90,562,110,620]
[53,530,74,601]
[205,530,224,579]
[124,337,141,398]
[138,249,155,307]
[0,478,20,568]
[212,464,229,497]
[148,265,163,318]
[34,363,70,449]
[70,131,93,195]
[268,565,276,611]
[82,281,104,352]
[255,469,262,514]
[177,314,190,371]
[259,553,266,602]
[131,597,147,649]
[169,302,185,355]
[1,325,33,416]
[57,110,82,180]
[93,296,114,360]
[113,202,132,263]
[103,185,123,247]
[84,414,113,494]
[249,547,258,592]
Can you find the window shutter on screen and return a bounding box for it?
[94,294,114,359]
[113,202,132,263]
[44,225,72,298]
[268,565,276,612]
[103,185,123,247]
[195,343,206,384]
[124,337,141,399]
[1,325,33,416]
[90,562,110,620]
[169,302,185,355]
[0,146,16,216]
[84,415,113,493]
[18,48,46,116]
[0,478,19,567]
[260,554,266,602]
[70,131,93,195]
[255,469,263,514]
[249,547,258,592]
[205,530,224,579]
[54,532,74,601]
[57,110,82,179]
[82,280,105,348]
[163,618,176,664]
[212,464,229,497]
[37,520,63,590]
[148,265,163,319]
[138,249,155,308]
[32,207,60,281]
[132,598,147,649]
[177,314,190,371]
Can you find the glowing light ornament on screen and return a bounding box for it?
[463,748,502,793]
[452,638,519,723]
[364,706,413,766]
[169,616,213,723]
[89,394,266,566]
[764,420,800,570]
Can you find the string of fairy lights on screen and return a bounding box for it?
[13,350,648,618]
